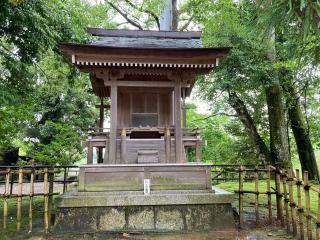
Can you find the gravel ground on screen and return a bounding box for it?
[0,185,298,240]
[10,225,295,240]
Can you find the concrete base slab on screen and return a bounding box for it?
[53,187,235,233]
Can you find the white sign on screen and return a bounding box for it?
[144,179,151,195]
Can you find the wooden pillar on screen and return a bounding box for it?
[87,141,93,164]
[195,141,201,162]
[174,77,183,163]
[99,97,105,130]
[98,97,104,163]
[165,127,171,163]
[182,89,187,129]
[108,78,117,164]
[120,128,127,163]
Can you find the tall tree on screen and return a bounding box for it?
[0,0,115,164]
[256,0,291,168]
[281,70,320,180]
[197,0,273,165]
[228,90,271,164]
[264,36,291,167]
[106,0,194,31]
[258,0,320,177]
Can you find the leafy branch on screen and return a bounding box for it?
[106,1,143,30]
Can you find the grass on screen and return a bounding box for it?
[217,180,319,217]
[291,149,320,174]
[0,196,47,239]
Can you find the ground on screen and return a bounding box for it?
[3,225,295,240]
[0,192,299,240]
[0,176,317,239]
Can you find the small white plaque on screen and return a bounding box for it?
[144,179,151,195]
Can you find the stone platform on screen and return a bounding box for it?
[54,164,235,233]
[54,188,235,232]
[78,163,212,192]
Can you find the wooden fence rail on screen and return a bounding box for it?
[0,164,319,238]
[237,165,320,240]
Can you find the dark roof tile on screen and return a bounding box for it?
[87,28,201,39]
[90,36,202,49]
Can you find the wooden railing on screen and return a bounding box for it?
[1,163,319,239]
[87,127,201,137]
[0,165,78,233]
[236,165,320,239]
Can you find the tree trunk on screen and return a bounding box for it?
[266,84,291,167]
[283,79,320,181]
[228,91,271,165]
[171,0,178,30]
[265,31,291,168]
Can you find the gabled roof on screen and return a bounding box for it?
[59,28,230,98]
[60,28,229,69]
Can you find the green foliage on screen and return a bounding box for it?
[258,0,320,39]
[1,0,319,169]
[186,106,257,164]
[106,0,163,30]
[33,121,83,165]
[0,0,112,164]
[192,0,272,165]
[24,52,98,163]
[0,94,33,148]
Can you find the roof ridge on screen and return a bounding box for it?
[86,28,202,39]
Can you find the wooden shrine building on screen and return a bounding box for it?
[55,28,234,233]
[61,28,229,165]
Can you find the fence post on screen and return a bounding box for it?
[29,167,34,233]
[48,167,54,227]
[10,172,14,195]
[303,171,312,240]
[17,168,23,232]
[287,168,297,236]
[282,171,290,232]
[267,165,272,224]
[63,167,67,193]
[239,165,244,228]
[254,166,259,225]
[275,169,284,225]
[3,168,10,230]
[317,184,320,240]
[44,168,49,233]
[296,169,304,240]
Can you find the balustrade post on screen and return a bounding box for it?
[120,129,127,163]
[165,127,171,163]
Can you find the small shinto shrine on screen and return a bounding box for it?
[54,28,235,232]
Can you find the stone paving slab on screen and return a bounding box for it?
[57,187,234,207]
